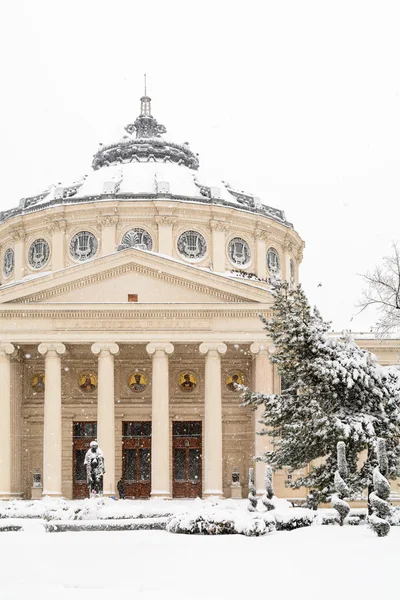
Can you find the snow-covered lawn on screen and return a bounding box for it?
[0,514,399,600]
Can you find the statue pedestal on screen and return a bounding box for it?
[31,486,43,500]
[230,483,242,499]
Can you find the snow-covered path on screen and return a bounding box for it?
[0,524,399,599]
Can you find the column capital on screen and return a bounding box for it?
[91,342,119,356]
[146,342,174,357]
[250,342,275,356]
[38,343,66,356]
[199,342,227,356]
[0,343,15,357]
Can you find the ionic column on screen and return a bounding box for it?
[254,229,268,280]
[48,219,67,272]
[11,228,25,281]
[99,215,118,256]
[91,342,119,496]
[155,216,174,256]
[199,342,227,497]
[210,221,227,272]
[38,342,66,497]
[146,342,174,498]
[0,344,15,498]
[250,342,275,494]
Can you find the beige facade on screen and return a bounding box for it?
[0,95,398,501]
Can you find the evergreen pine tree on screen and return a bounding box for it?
[241,280,400,501]
[369,439,391,537]
[247,467,258,512]
[331,441,350,525]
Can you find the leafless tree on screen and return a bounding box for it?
[359,243,400,336]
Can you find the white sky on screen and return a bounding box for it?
[0,0,399,332]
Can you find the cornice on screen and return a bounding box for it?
[0,307,273,320]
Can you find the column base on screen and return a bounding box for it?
[41,491,63,498]
[0,493,14,500]
[203,490,224,499]
[150,491,172,499]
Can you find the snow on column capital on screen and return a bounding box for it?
[146,342,174,357]
[199,342,227,357]
[91,342,119,357]
[38,342,66,357]
[250,342,275,356]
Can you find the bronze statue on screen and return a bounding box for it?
[84,441,105,497]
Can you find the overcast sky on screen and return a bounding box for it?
[0,0,399,332]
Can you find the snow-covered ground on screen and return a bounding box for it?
[1,520,399,600]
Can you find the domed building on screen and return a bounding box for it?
[0,94,396,501]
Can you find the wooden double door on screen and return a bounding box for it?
[73,420,202,499]
[172,421,202,498]
[73,422,97,499]
[122,422,152,498]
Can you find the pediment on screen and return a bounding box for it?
[0,249,272,305]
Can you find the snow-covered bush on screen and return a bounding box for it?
[167,510,275,537]
[331,441,350,526]
[273,509,315,531]
[45,517,169,533]
[247,467,258,512]
[369,439,391,537]
[261,465,275,511]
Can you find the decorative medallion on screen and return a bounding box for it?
[226,372,244,391]
[178,372,197,392]
[177,231,207,261]
[3,248,14,277]
[128,372,148,392]
[120,229,153,251]
[79,372,98,392]
[267,247,280,274]
[31,373,45,393]
[228,237,251,266]
[28,239,50,270]
[70,231,98,261]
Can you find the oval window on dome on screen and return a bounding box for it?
[70,231,98,261]
[28,239,50,270]
[3,248,14,278]
[228,237,251,266]
[120,228,153,251]
[267,247,280,274]
[177,230,207,261]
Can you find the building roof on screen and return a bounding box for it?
[0,95,292,229]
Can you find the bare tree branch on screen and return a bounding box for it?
[358,243,400,337]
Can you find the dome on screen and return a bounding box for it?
[0,93,304,287]
[1,95,291,228]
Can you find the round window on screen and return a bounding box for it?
[228,237,251,266]
[70,231,98,261]
[267,247,280,274]
[3,248,14,277]
[120,228,153,251]
[177,230,207,261]
[28,239,50,270]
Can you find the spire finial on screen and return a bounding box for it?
[144,73,147,96]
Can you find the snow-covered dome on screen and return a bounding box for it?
[0,95,291,228]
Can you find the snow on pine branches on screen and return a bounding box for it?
[241,280,400,502]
